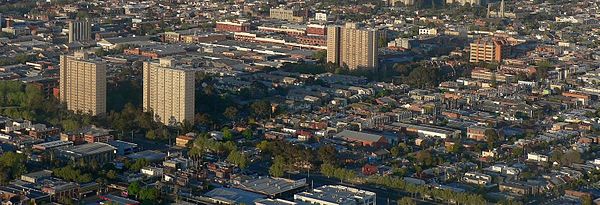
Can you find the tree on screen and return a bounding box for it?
[448,142,462,154]
[146,130,156,140]
[398,197,416,205]
[256,140,270,152]
[320,163,336,178]
[485,129,499,148]
[561,150,582,165]
[390,146,401,157]
[536,60,553,81]
[138,187,159,204]
[61,119,81,132]
[106,170,117,180]
[415,150,433,166]
[318,145,338,165]
[129,158,149,171]
[498,199,524,205]
[407,66,439,88]
[582,195,593,205]
[242,129,253,140]
[251,100,271,119]
[128,181,141,197]
[52,165,92,183]
[511,147,524,158]
[223,106,238,122]
[222,127,233,141]
[550,149,563,164]
[0,152,27,184]
[312,49,327,63]
[227,150,248,169]
[269,155,286,177]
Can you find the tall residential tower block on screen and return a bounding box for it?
[59,52,106,116]
[68,20,92,43]
[327,23,381,70]
[143,58,195,124]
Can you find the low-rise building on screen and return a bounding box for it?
[58,142,116,164]
[141,167,164,177]
[33,140,73,151]
[21,170,53,184]
[216,21,251,32]
[463,172,492,186]
[294,185,376,205]
[334,130,388,147]
[238,177,307,198]
[527,153,549,162]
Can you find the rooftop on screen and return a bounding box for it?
[60,142,116,156]
[205,187,265,205]
[294,185,376,204]
[100,194,140,205]
[334,130,384,143]
[126,150,167,162]
[33,140,73,150]
[239,177,307,196]
[255,198,302,205]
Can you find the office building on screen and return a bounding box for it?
[327,23,381,70]
[294,185,376,205]
[269,8,305,22]
[143,58,195,124]
[469,37,510,63]
[447,0,482,6]
[59,52,106,116]
[68,20,91,43]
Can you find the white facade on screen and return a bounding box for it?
[141,167,164,177]
[527,153,549,162]
[418,28,438,36]
[314,13,328,21]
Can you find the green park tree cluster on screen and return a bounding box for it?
[0,152,27,185]
[320,163,357,182]
[52,165,93,183]
[127,181,160,205]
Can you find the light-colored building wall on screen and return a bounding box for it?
[327,23,380,70]
[68,20,91,43]
[269,8,304,22]
[143,58,195,124]
[59,52,106,116]
[446,0,482,5]
[469,38,509,63]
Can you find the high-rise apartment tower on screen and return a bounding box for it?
[327,23,381,70]
[68,20,92,43]
[59,52,106,116]
[143,58,195,124]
